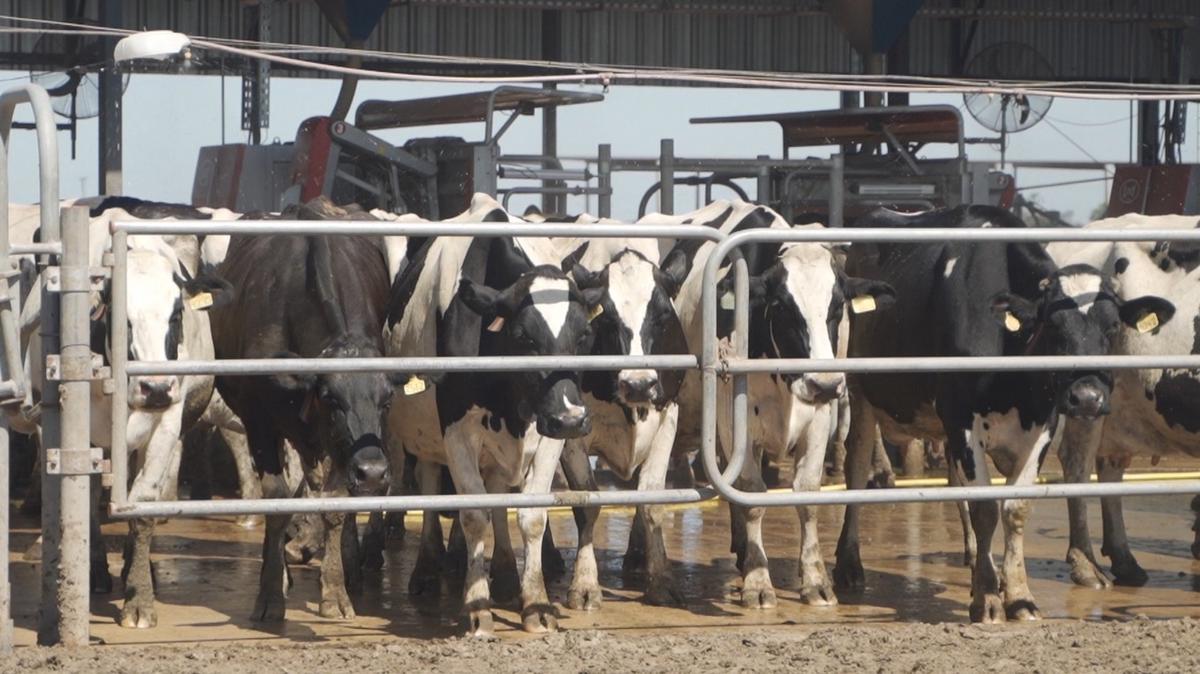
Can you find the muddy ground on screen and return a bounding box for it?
[8,620,1200,673]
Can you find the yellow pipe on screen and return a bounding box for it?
[366,470,1200,524]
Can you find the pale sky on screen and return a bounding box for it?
[3,71,1197,223]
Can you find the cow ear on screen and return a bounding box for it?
[267,351,318,394]
[716,272,769,310]
[457,278,507,318]
[582,286,606,311]
[990,293,1038,333]
[842,276,896,314]
[1118,295,1176,332]
[560,241,590,274]
[659,246,693,297]
[182,272,234,312]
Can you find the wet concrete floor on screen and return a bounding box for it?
[8,460,1200,646]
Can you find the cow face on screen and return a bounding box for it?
[270,335,395,496]
[568,249,689,406]
[117,242,232,410]
[730,245,895,404]
[458,265,602,439]
[991,264,1176,418]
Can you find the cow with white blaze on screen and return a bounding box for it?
[1046,213,1200,588]
[385,194,603,636]
[666,200,895,608]
[833,205,1174,622]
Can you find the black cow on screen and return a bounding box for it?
[832,205,1174,623]
[211,233,395,622]
[385,194,602,636]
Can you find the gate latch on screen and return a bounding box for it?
[45,353,109,382]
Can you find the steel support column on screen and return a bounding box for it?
[98,0,122,195]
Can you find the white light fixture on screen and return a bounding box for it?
[113,30,191,63]
[855,183,937,197]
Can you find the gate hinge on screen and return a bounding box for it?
[45,447,108,475]
[45,353,110,382]
[43,266,110,293]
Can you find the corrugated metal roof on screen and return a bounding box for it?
[1,0,1196,83]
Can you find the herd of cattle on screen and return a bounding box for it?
[6,193,1200,636]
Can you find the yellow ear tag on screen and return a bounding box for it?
[1136,312,1159,333]
[720,292,735,310]
[1004,312,1021,333]
[850,295,876,314]
[187,292,214,310]
[403,376,427,396]
[588,303,604,322]
[487,316,505,332]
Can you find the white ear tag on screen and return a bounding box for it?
[588,304,604,322]
[187,292,214,310]
[1004,312,1021,333]
[850,295,876,314]
[720,292,735,310]
[487,316,505,332]
[1136,312,1159,333]
[403,375,427,396]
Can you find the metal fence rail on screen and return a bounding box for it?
[97,218,1200,523]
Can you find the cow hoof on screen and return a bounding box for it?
[521,605,558,634]
[566,584,603,611]
[832,562,864,591]
[236,515,263,529]
[251,593,287,622]
[1005,599,1041,622]
[319,594,356,620]
[463,610,495,638]
[119,602,157,629]
[969,594,1005,624]
[1066,549,1112,589]
[645,580,685,607]
[1111,560,1149,587]
[799,582,838,607]
[740,586,777,610]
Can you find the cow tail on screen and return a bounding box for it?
[308,235,348,335]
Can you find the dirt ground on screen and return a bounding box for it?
[5,456,1200,671]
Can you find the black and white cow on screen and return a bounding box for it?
[1045,213,1200,588]
[664,200,895,608]
[833,205,1174,622]
[11,203,235,628]
[385,194,603,636]
[211,230,396,622]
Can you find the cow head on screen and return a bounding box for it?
[722,243,895,404]
[458,265,602,439]
[991,263,1176,418]
[567,247,689,407]
[114,240,232,410]
[269,335,395,496]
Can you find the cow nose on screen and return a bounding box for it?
[349,447,390,495]
[1065,381,1109,418]
[618,370,659,404]
[802,374,844,403]
[136,378,177,408]
[540,404,592,440]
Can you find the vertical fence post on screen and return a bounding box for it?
[36,223,63,646]
[0,418,9,652]
[110,230,128,507]
[597,143,612,219]
[756,155,771,206]
[830,153,845,228]
[659,138,674,214]
[38,207,92,646]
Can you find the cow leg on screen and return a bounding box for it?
[1058,419,1110,588]
[561,440,602,611]
[516,439,564,634]
[1191,495,1200,560]
[869,426,896,488]
[640,408,681,607]
[623,505,648,573]
[90,476,112,595]
[408,460,446,596]
[487,475,521,606]
[833,393,875,591]
[826,395,850,483]
[219,427,262,529]
[947,459,976,568]
[541,515,567,583]
[952,429,1003,624]
[998,424,1052,622]
[443,427,494,637]
[250,425,295,623]
[1098,457,1147,586]
[121,424,186,628]
[318,510,357,619]
[737,448,775,609]
[795,412,836,606]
